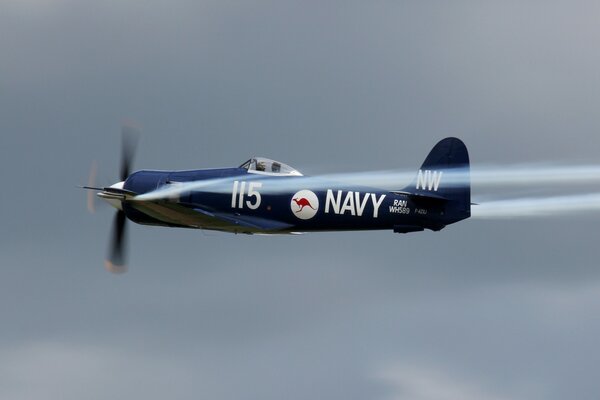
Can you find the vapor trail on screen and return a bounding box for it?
[299,164,600,188]
[134,163,600,201]
[269,164,600,189]
[133,163,600,223]
[472,193,600,219]
[471,164,600,187]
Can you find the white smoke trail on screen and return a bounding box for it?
[134,163,600,200]
[472,164,600,187]
[298,164,600,188]
[472,193,600,219]
[133,164,600,220]
[470,164,600,218]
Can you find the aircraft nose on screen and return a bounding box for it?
[97,181,126,211]
[109,181,125,191]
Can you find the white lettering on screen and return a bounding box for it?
[325,189,342,214]
[371,193,386,218]
[428,170,443,191]
[231,181,262,209]
[416,170,443,191]
[389,206,410,214]
[231,180,239,208]
[340,191,356,215]
[325,190,386,218]
[245,182,262,210]
[416,170,426,190]
[355,191,370,216]
[238,181,246,207]
[393,199,407,207]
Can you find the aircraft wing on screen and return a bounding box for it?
[192,207,294,231]
[128,199,293,233]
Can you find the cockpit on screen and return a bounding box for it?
[239,157,303,176]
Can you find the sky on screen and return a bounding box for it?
[1,1,600,399]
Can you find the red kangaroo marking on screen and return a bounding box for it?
[293,197,316,212]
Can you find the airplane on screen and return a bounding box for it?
[83,129,470,272]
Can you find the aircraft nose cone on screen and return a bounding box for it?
[97,181,126,211]
[109,181,126,190]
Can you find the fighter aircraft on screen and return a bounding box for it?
[83,129,470,272]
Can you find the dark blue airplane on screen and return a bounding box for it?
[84,131,470,272]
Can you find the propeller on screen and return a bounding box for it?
[105,210,128,273]
[120,123,140,181]
[102,122,141,273]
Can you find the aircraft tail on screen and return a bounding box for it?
[401,137,471,225]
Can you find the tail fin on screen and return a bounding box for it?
[401,137,471,224]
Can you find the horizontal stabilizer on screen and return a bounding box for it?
[390,190,448,202]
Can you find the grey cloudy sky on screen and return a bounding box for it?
[2,1,600,399]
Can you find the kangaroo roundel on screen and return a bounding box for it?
[291,190,319,220]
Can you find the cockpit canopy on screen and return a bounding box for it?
[239,157,303,176]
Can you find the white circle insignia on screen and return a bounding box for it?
[290,190,319,220]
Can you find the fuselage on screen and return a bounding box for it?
[87,137,471,271]
[119,167,466,234]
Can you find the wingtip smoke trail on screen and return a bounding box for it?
[472,193,600,219]
[472,164,600,186]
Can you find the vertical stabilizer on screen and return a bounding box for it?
[403,137,471,223]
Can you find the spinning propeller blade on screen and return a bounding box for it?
[80,121,141,273]
[105,210,128,273]
[105,122,141,273]
[120,122,140,182]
